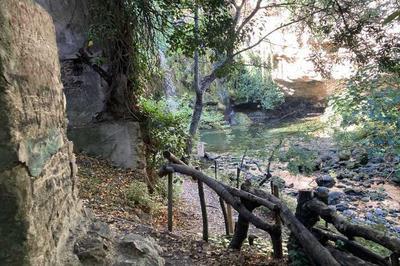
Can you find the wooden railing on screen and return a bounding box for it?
[159,151,400,266]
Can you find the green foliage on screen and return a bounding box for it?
[166,1,234,58]
[354,237,392,258]
[154,175,183,202]
[227,59,284,110]
[200,108,226,129]
[140,94,227,166]
[87,0,164,96]
[139,96,191,167]
[279,145,318,175]
[288,247,311,266]
[289,0,400,72]
[126,180,162,214]
[330,69,400,156]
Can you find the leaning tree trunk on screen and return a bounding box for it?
[186,4,201,156]
[186,90,203,155]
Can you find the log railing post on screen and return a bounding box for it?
[167,172,173,232]
[197,179,209,241]
[271,182,283,259]
[160,163,340,265]
[226,204,234,235]
[215,160,230,236]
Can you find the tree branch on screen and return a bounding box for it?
[232,12,320,57]
[235,0,262,36]
[77,48,112,86]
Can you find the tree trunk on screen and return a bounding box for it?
[185,4,201,156]
[186,91,203,155]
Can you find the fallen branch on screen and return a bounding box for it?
[306,198,400,254]
[222,185,278,211]
[312,227,389,266]
[326,244,378,266]
[247,188,339,265]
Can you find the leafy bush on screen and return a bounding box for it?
[330,69,400,156]
[126,180,161,214]
[126,178,183,214]
[200,108,226,129]
[154,175,184,202]
[279,145,318,175]
[139,96,191,167]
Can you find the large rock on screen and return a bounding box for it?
[316,175,336,188]
[74,221,165,266]
[68,121,147,169]
[0,1,81,264]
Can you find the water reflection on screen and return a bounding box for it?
[200,119,322,155]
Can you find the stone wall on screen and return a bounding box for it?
[0,1,80,264]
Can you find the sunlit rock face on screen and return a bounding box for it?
[248,10,354,102]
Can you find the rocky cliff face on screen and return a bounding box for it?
[0,1,80,264]
[35,0,107,127]
[0,2,164,265]
[249,11,352,103]
[34,0,147,170]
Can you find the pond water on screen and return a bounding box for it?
[200,118,323,156]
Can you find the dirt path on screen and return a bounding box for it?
[180,179,227,235]
[179,177,273,241]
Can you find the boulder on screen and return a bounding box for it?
[338,150,351,161]
[74,222,165,266]
[316,175,336,188]
[352,148,369,165]
[361,197,370,202]
[345,161,359,170]
[315,187,330,200]
[328,192,344,205]
[352,173,367,182]
[117,234,164,266]
[344,187,364,196]
[229,112,253,126]
[335,203,349,211]
[320,154,333,162]
[336,170,355,180]
[68,121,147,170]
